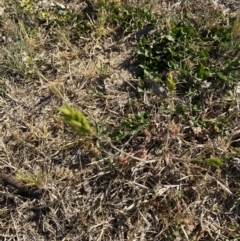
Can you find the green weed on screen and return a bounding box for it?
[16,169,46,187]
[17,0,157,42]
[58,104,92,136]
[96,62,111,79]
[2,43,35,80]
[137,14,240,98]
[109,5,157,33]
[203,157,224,167]
[114,110,150,141]
[20,0,34,12]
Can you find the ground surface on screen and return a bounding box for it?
[0,0,240,240]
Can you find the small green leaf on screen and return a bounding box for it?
[165,35,175,41]
[204,157,224,167]
[217,72,227,81]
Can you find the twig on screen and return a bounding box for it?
[0,172,43,197]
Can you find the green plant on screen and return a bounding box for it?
[92,2,157,35]
[203,157,224,167]
[39,7,93,39]
[114,110,150,141]
[137,14,240,98]
[58,104,92,135]
[109,5,157,32]
[2,43,35,80]
[20,0,34,12]
[96,62,111,79]
[166,71,176,94]
[16,169,46,187]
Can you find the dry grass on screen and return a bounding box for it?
[0,0,240,240]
